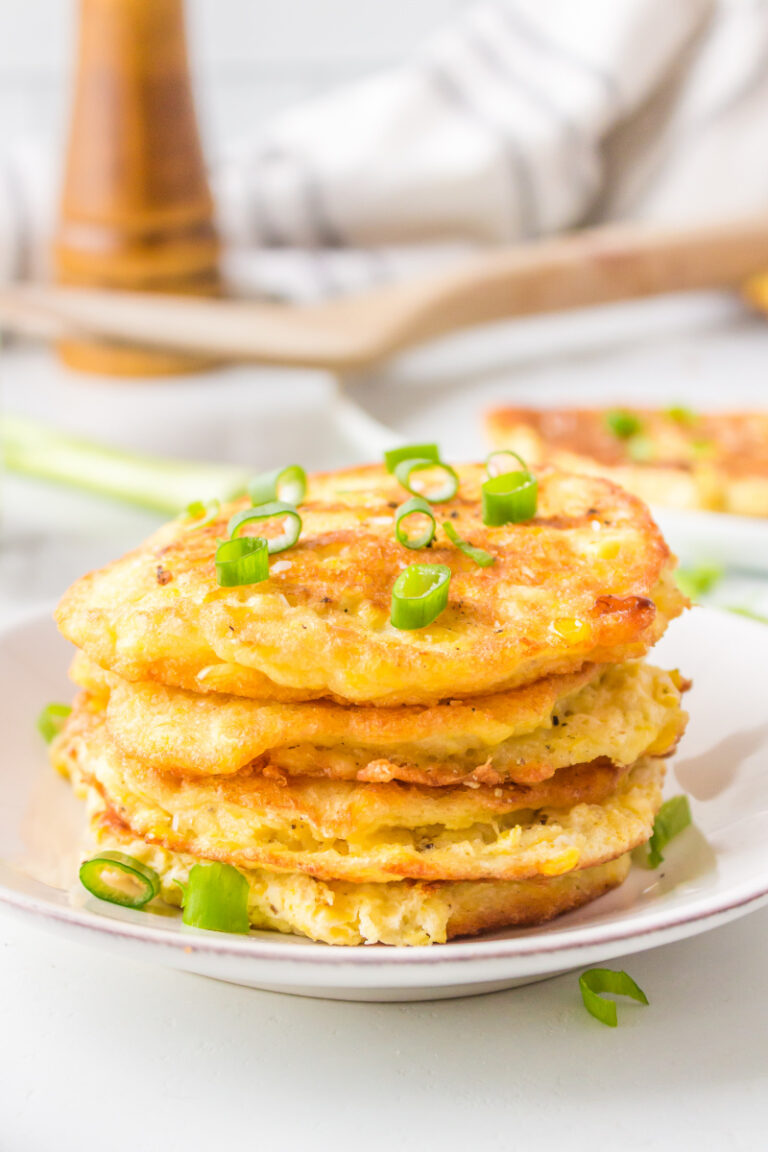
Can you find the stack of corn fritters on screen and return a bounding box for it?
[51,463,689,946]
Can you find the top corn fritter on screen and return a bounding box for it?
[56,463,685,705]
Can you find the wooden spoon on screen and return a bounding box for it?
[2,215,768,373]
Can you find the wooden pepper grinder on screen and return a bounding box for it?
[54,0,220,375]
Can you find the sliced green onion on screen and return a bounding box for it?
[37,702,71,744]
[665,405,697,426]
[228,501,302,554]
[442,520,495,567]
[486,449,529,479]
[79,851,160,909]
[3,414,249,515]
[579,968,649,1028]
[215,537,269,587]
[393,458,459,503]
[182,862,250,934]
[726,605,768,625]
[395,497,436,549]
[647,794,692,869]
[390,563,451,630]
[482,471,537,526]
[627,435,655,463]
[605,410,642,439]
[182,498,220,530]
[692,437,716,458]
[384,443,440,474]
[675,562,722,602]
[248,464,307,507]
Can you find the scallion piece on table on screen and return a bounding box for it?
[390,563,451,630]
[442,520,495,567]
[227,501,302,554]
[248,465,307,507]
[37,703,71,744]
[393,458,459,503]
[182,498,220,530]
[79,851,160,909]
[182,862,250,934]
[579,968,649,1027]
[647,794,692,869]
[481,471,537,526]
[605,410,642,439]
[395,496,436,549]
[215,537,269,587]
[384,444,440,473]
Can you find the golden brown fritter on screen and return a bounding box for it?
[73,654,687,787]
[54,702,664,885]
[86,798,632,946]
[56,463,685,705]
[487,406,768,516]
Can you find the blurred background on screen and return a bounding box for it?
[2,0,768,620]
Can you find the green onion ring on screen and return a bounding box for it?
[485,449,529,479]
[182,862,250,934]
[646,794,692,869]
[228,500,302,554]
[442,520,495,567]
[390,563,451,630]
[393,458,459,503]
[579,968,649,1027]
[395,496,436,549]
[384,443,440,473]
[605,410,642,439]
[79,851,161,909]
[182,498,220,530]
[481,471,538,525]
[215,537,269,587]
[37,702,71,744]
[248,464,307,507]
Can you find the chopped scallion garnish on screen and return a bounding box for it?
[579,968,649,1027]
[627,435,655,463]
[481,470,537,526]
[390,563,451,630]
[395,496,436,549]
[726,605,768,625]
[665,405,697,425]
[393,458,459,504]
[442,520,495,567]
[79,851,160,909]
[182,862,250,934]
[384,444,440,474]
[228,501,302,554]
[37,703,71,744]
[675,563,722,602]
[486,450,529,479]
[248,465,307,507]
[605,410,642,439]
[215,537,269,587]
[182,498,220,530]
[647,795,692,869]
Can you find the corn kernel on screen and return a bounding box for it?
[552,617,591,644]
[540,847,581,876]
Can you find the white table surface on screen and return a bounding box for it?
[2,299,768,1151]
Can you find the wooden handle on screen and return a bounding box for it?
[4,215,768,373]
[387,215,768,350]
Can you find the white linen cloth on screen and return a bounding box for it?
[2,0,768,300]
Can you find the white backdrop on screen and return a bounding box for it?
[0,0,471,152]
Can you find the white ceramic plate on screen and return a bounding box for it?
[2,606,768,1002]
